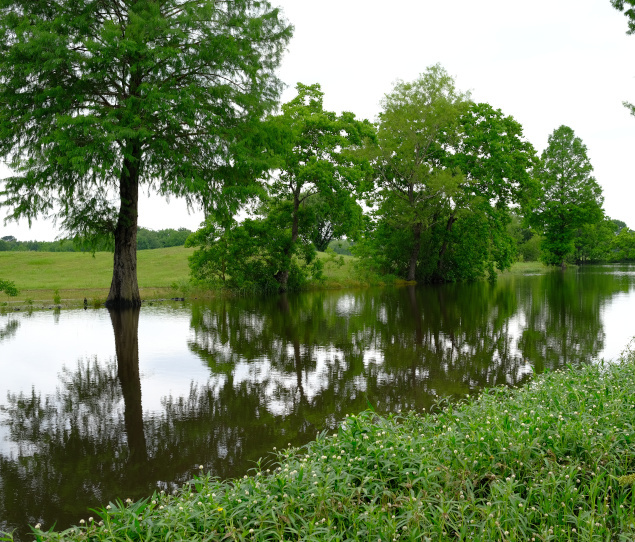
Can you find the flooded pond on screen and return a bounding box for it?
[1,265,634,539]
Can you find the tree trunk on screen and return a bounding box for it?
[436,213,457,273]
[106,140,142,309]
[275,269,290,293]
[407,222,423,281]
[276,194,301,293]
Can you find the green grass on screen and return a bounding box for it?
[0,248,194,305]
[0,250,551,307]
[0,248,367,305]
[13,343,635,541]
[313,251,364,288]
[501,261,550,274]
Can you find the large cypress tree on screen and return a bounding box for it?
[0,0,292,307]
[531,125,604,268]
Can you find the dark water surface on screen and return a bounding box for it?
[1,265,634,538]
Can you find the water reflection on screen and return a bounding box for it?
[0,318,19,342]
[111,308,147,463]
[517,270,628,371]
[1,266,634,539]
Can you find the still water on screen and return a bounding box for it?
[1,265,634,538]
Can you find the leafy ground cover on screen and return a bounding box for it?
[10,344,635,541]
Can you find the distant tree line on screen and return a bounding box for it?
[0,228,192,252]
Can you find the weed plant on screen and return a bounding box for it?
[6,356,635,541]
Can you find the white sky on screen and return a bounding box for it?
[1,0,634,241]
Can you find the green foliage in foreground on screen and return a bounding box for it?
[16,345,635,541]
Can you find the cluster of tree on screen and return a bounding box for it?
[511,214,635,265]
[572,219,635,263]
[1,1,633,305]
[186,66,618,291]
[0,228,193,252]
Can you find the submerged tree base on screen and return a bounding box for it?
[14,344,635,541]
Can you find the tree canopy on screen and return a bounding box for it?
[530,125,604,267]
[366,64,469,281]
[611,0,635,33]
[356,66,537,283]
[0,0,292,307]
[187,83,375,292]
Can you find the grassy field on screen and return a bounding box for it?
[0,247,194,306]
[13,344,635,541]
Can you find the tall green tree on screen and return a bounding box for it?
[436,102,537,278]
[531,126,604,268]
[361,66,536,282]
[369,64,468,281]
[263,83,375,291]
[0,0,292,308]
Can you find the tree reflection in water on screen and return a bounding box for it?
[1,266,633,539]
[0,318,19,342]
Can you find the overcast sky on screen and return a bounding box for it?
[1,0,634,241]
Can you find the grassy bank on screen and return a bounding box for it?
[0,248,194,307]
[12,344,635,541]
[0,249,368,307]
[498,261,549,274]
[0,248,547,307]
